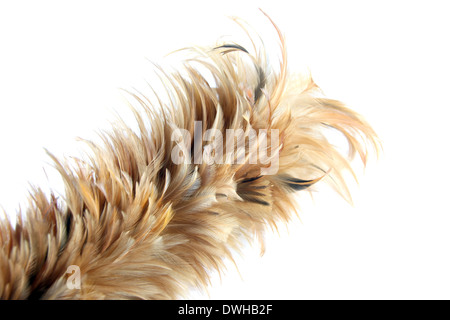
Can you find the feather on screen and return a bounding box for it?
[0,14,380,300]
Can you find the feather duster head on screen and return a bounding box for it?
[0,14,380,299]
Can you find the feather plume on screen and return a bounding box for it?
[0,14,380,299]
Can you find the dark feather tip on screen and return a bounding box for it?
[241,175,263,184]
[214,44,249,54]
[283,177,315,191]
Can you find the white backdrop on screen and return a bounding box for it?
[0,0,449,299]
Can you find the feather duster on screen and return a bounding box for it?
[0,13,379,299]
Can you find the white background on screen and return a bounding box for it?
[0,1,449,299]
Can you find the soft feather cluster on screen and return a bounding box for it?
[0,15,379,299]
